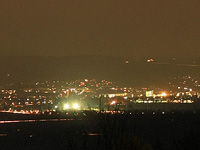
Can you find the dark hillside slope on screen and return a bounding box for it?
[0,55,199,86]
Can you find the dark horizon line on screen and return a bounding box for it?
[0,54,199,62]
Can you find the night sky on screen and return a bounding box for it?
[0,0,200,60]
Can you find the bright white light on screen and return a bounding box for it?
[73,103,79,109]
[110,101,116,105]
[64,104,69,110]
[108,94,115,98]
[161,92,167,97]
[55,105,58,109]
[147,59,154,63]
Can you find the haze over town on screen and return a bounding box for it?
[0,1,200,150]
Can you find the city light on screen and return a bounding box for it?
[73,103,79,109]
[161,92,167,97]
[0,77,198,112]
[64,104,69,110]
[110,101,116,105]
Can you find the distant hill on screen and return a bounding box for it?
[0,55,199,86]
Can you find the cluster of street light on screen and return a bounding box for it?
[64,103,79,110]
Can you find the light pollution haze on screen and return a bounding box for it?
[0,0,200,61]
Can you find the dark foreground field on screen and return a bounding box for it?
[0,111,200,150]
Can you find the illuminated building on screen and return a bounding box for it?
[146,90,154,97]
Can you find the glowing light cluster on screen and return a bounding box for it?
[73,103,79,109]
[64,103,79,110]
[110,101,116,105]
[161,92,167,97]
[64,104,69,110]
